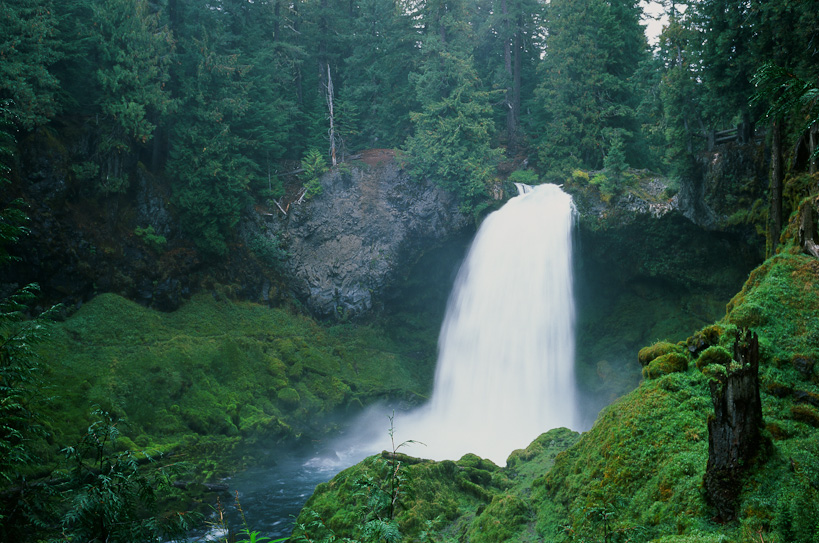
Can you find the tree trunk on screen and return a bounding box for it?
[703,329,765,522]
[810,122,818,175]
[769,120,784,257]
[326,65,337,167]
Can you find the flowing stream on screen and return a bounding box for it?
[385,182,579,465]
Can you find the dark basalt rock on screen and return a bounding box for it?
[251,156,470,319]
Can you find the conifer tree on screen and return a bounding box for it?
[403,0,502,211]
[340,0,418,149]
[0,0,61,130]
[167,16,255,257]
[91,0,175,191]
[532,0,647,175]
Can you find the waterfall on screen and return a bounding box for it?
[392,183,579,466]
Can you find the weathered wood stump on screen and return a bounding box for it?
[798,198,819,259]
[703,329,765,522]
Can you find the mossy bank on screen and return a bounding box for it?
[34,292,439,482]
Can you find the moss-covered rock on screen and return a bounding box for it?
[695,345,733,371]
[685,324,725,356]
[643,352,690,379]
[639,341,684,367]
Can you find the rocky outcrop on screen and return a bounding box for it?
[680,141,768,232]
[249,152,470,319]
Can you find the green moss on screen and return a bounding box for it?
[276,387,301,409]
[643,352,689,380]
[638,341,684,367]
[695,346,733,371]
[35,292,437,478]
[466,494,531,543]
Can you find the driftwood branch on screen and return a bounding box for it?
[294,186,307,205]
[272,198,288,216]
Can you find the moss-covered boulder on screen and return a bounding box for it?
[695,345,733,371]
[638,341,684,367]
[642,352,690,379]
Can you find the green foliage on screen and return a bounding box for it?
[167,29,256,257]
[0,103,54,537]
[403,16,503,212]
[38,292,434,482]
[507,169,539,186]
[207,494,288,543]
[134,225,167,253]
[248,234,287,270]
[603,130,629,183]
[0,0,61,130]
[55,408,194,542]
[532,0,647,175]
[300,148,329,200]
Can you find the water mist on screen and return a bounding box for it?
[388,183,580,466]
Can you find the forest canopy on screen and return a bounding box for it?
[1,0,817,247]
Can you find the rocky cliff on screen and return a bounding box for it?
[245,150,470,319]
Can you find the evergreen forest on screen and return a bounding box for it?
[2,0,819,542]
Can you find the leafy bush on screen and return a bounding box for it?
[507,169,539,186]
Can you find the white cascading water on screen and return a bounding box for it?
[391,182,579,466]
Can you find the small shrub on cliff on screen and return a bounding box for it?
[134,225,167,252]
[508,169,539,186]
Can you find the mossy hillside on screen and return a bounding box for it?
[37,293,436,479]
[535,252,819,542]
[293,427,580,543]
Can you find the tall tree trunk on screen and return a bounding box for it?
[769,119,784,256]
[511,12,522,151]
[272,0,280,42]
[810,122,818,175]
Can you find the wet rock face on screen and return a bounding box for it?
[275,159,469,319]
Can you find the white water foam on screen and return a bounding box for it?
[382,183,579,466]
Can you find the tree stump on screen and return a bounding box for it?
[703,329,765,522]
[798,198,819,259]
